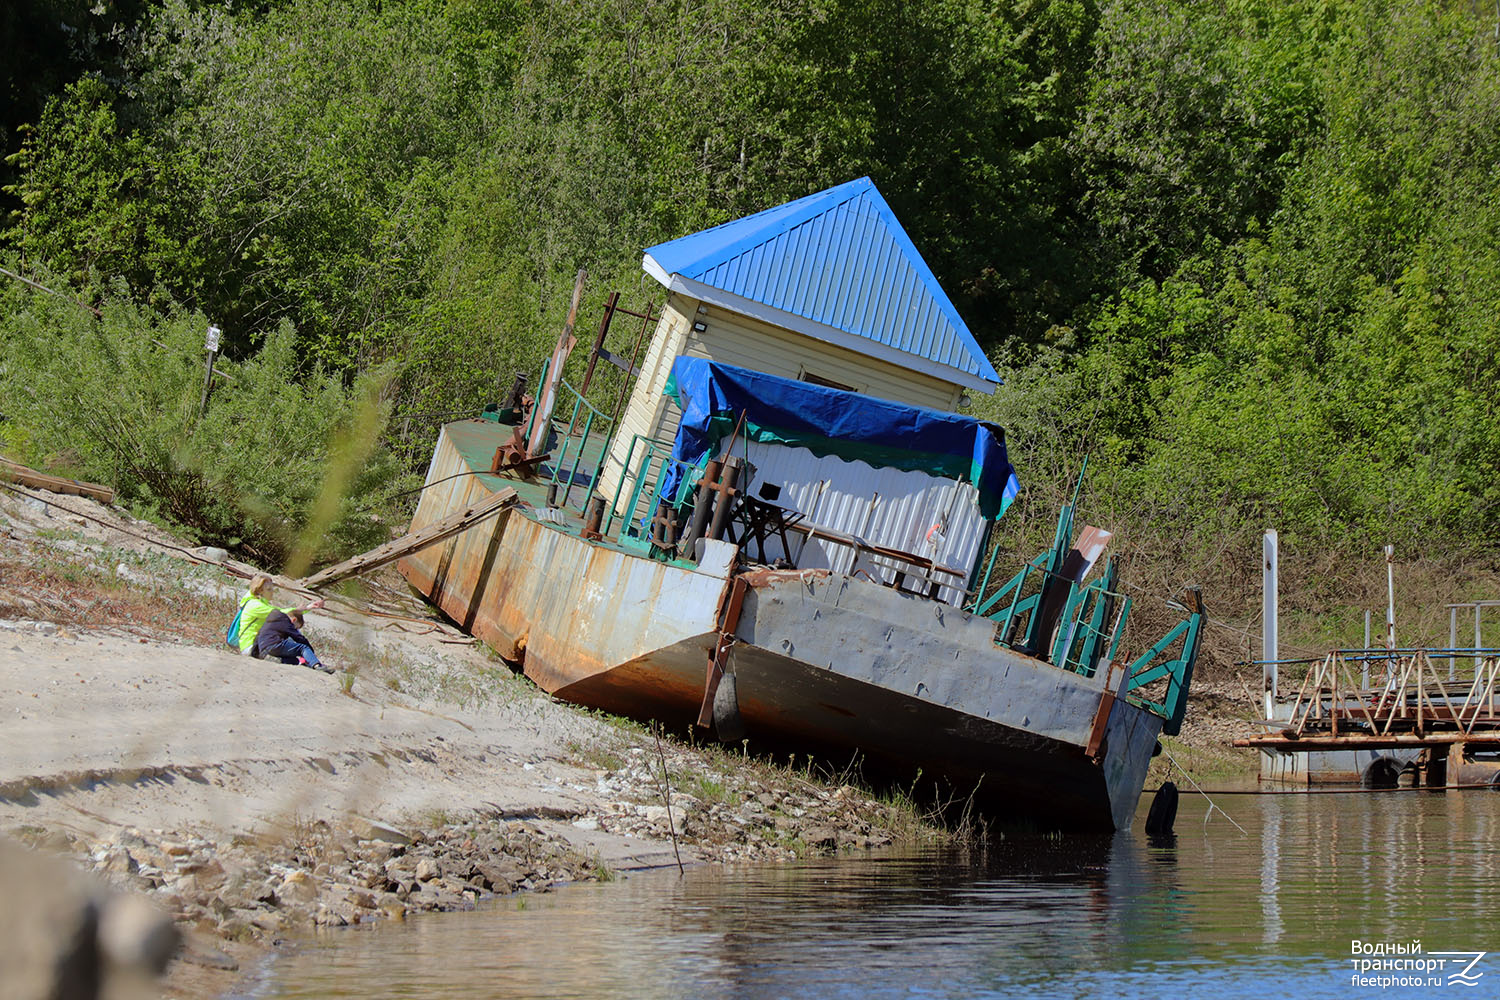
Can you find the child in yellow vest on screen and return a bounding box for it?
[232,575,324,655]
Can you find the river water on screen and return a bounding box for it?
[252,788,1500,998]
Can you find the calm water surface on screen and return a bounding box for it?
[254,789,1500,999]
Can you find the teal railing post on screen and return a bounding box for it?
[550,395,581,495]
[1073,558,1119,678]
[521,357,550,449]
[1123,588,1205,735]
[1018,503,1075,655]
[605,435,644,537]
[564,408,596,508]
[965,517,998,612]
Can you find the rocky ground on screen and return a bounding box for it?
[0,481,957,999]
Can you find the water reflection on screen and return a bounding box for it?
[259,790,1500,999]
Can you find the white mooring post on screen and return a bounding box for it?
[1451,607,1459,681]
[1384,544,1397,653]
[1364,610,1372,688]
[1475,605,1483,677]
[1264,529,1278,720]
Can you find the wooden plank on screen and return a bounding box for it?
[0,457,115,503]
[1233,732,1500,750]
[302,487,519,589]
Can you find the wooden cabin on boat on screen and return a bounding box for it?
[591,178,1010,598]
[598,176,1000,498]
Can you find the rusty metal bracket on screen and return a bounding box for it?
[697,575,750,730]
[1086,655,1129,761]
[490,447,551,479]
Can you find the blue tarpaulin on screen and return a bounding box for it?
[660,358,1019,520]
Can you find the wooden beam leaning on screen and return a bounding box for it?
[0,457,115,503]
[301,487,519,590]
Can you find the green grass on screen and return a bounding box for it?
[33,526,90,543]
[681,771,731,806]
[1147,735,1257,786]
[321,640,531,712]
[563,736,626,773]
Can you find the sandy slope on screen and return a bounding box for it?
[0,481,707,874]
[0,619,695,871]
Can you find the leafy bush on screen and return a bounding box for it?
[0,270,401,568]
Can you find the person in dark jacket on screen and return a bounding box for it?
[251,609,332,673]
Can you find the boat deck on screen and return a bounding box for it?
[439,416,698,565]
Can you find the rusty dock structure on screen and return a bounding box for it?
[1235,646,1500,786]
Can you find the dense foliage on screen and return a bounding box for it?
[4,0,1500,569]
[0,269,399,567]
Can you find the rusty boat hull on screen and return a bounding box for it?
[398,426,1163,832]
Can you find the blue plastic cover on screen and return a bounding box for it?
[660,358,1019,520]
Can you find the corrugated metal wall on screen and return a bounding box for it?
[739,440,987,606]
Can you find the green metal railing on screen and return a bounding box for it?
[1123,591,1204,736]
[521,358,618,514]
[510,360,705,555]
[965,498,1203,733]
[603,432,708,554]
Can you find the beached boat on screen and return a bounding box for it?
[397,179,1202,831]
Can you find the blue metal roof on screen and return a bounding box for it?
[643,177,999,385]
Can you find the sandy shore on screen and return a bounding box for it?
[0,483,938,998]
[0,479,1261,998]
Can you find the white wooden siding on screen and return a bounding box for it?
[598,296,692,506]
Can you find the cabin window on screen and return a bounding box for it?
[800,370,856,393]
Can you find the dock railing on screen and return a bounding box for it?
[1257,649,1500,741]
[1448,600,1500,678]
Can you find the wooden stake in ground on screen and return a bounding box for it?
[652,725,685,876]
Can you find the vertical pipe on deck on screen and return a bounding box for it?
[1263,529,1279,722]
[681,459,724,556]
[707,457,743,543]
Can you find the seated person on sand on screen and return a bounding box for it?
[235,574,324,656]
[251,609,333,673]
